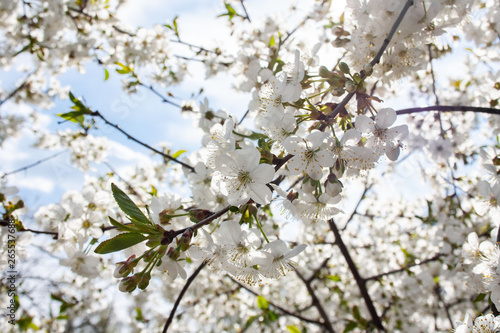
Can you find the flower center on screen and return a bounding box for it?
[238,171,252,185]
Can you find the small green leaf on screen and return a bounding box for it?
[108,216,137,232]
[104,68,110,81]
[287,326,301,333]
[327,275,341,282]
[172,149,187,159]
[94,232,147,254]
[257,295,269,310]
[57,111,86,124]
[116,62,131,74]
[244,315,256,330]
[269,35,275,47]
[111,183,151,225]
[474,293,487,302]
[343,321,357,333]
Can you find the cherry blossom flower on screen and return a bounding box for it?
[455,313,500,333]
[260,240,306,279]
[284,131,334,180]
[212,147,275,205]
[473,180,500,219]
[355,108,409,160]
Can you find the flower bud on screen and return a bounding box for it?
[319,66,333,79]
[363,63,373,76]
[339,62,350,74]
[138,272,151,290]
[179,229,193,252]
[344,81,356,93]
[113,255,137,278]
[167,247,180,261]
[119,274,140,293]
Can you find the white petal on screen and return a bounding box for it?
[355,115,375,133]
[375,108,397,128]
[250,164,275,184]
[249,183,273,205]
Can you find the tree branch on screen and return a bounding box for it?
[229,277,323,326]
[295,270,336,333]
[396,105,500,116]
[138,83,182,108]
[326,0,414,121]
[90,111,195,172]
[162,262,206,333]
[328,219,385,331]
[365,254,442,281]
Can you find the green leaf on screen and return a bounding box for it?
[269,35,275,47]
[244,315,256,330]
[257,295,269,310]
[108,216,137,232]
[94,232,147,254]
[104,68,110,81]
[287,325,301,333]
[116,62,131,74]
[111,183,151,225]
[57,111,86,124]
[172,149,187,159]
[343,321,357,333]
[217,2,238,21]
[327,275,341,282]
[474,293,487,302]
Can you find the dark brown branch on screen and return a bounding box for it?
[369,0,415,68]
[306,257,331,284]
[328,219,385,331]
[295,269,336,333]
[19,227,58,239]
[170,39,216,54]
[174,206,231,237]
[90,111,195,172]
[396,105,500,116]
[1,150,65,179]
[162,262,206,333]
[230,277,323,326]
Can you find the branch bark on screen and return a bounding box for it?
[162,262,206,333]
[328,219,385,331]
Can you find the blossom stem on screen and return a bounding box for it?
[253,214,269,243]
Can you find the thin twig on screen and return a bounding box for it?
[90,111,194,171]
[0,70,36,107]
[295,270,336,333]
[162,262,206,333]
[230,277,323,326]
[325,0,415,122]
[341,183,372,231]
[328,219,385,331]
[104,162,141,199]
[365,254,442,281]
[138,83,182,108]
[1,150,66,179]
[238,109,250,125]
[239,0,251,22]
